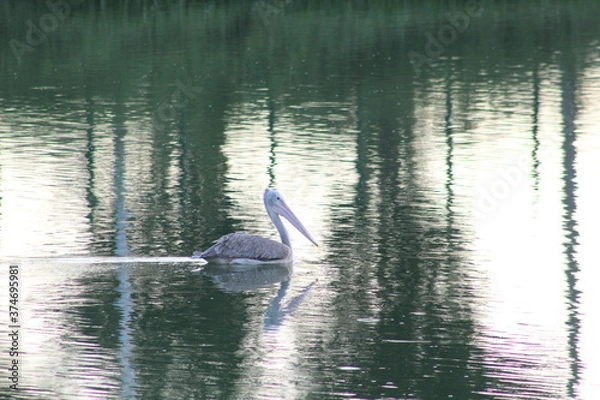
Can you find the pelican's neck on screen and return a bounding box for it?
[268,209,291,248]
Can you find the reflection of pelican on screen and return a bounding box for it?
[202,263,293,292]
[264,280,316,330]
[194,189,317,264]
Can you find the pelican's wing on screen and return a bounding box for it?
[194,232,290,262]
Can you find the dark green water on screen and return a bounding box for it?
[1,1,600,399]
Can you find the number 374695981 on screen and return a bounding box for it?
[9,265,19,324]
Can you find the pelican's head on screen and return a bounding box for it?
[264,188,318,246]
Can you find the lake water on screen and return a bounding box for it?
[1,1,600,399]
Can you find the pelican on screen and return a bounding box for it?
[193,188,318,264]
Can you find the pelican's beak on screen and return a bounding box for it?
[275,201,318,247]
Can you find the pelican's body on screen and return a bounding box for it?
[195,232,292,264]
[194,189,317,264]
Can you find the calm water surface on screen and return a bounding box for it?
[1,1,600,399]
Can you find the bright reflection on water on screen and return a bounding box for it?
[1,1,600,399]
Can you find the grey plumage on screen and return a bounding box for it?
[193,189,317,264]
[194,232,291,263]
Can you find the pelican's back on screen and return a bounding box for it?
[195,232,291,263]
